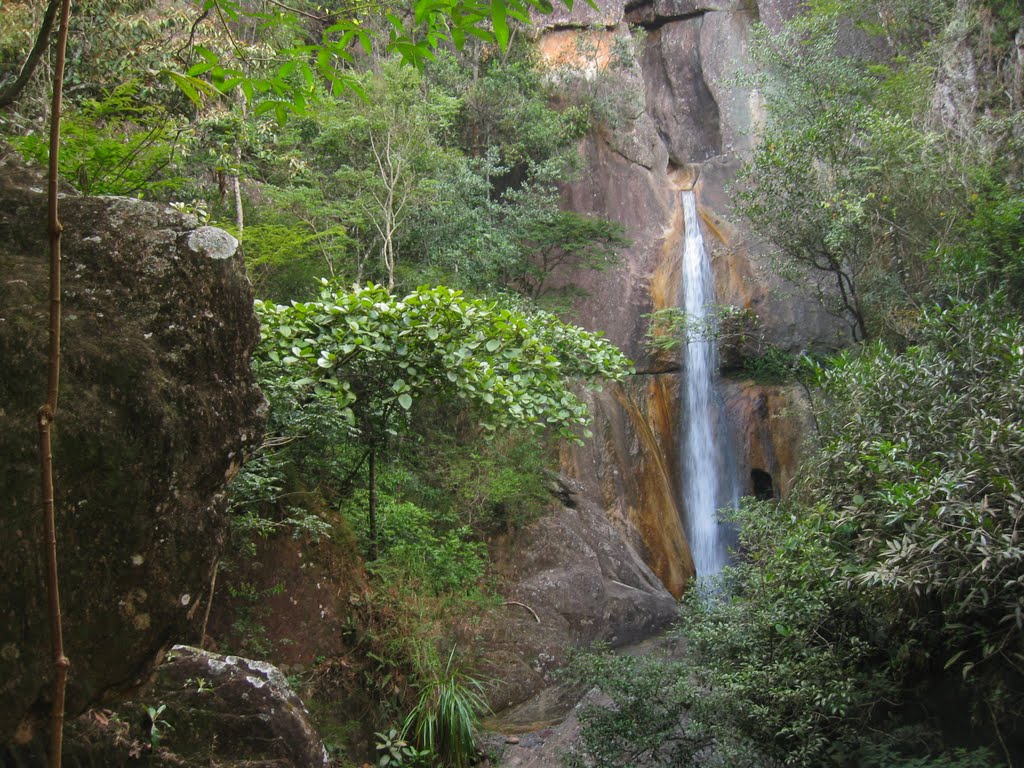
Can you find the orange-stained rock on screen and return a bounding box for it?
[538,28,618,75]
[722,380,816,500]
[562,378,693,596]
[545,0,843,596]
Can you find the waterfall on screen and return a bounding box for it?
[680,190,736,578]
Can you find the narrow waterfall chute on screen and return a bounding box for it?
[680,190,737,578]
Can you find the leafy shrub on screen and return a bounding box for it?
[339,483,488,595]
[564,648,703,768]
[644,305,762,352]
[803,303,1024,712]
[415,428,554,534]
[934,182,1024,309]
[10,80,189,197]
[741,346,799,384]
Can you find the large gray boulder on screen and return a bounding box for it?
[0,146,265,744]
[141,646,329,767]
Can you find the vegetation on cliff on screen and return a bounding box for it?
[4,0,1022,764]
[572,0,1024,766]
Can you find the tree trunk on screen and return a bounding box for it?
[0,0,62,108]
[232,97,246,240]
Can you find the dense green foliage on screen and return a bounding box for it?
[255,282,631,442]
[226,222,629,762]
[9,82,189,196]
[736,0,1022,344]
[6,0,1022,764]
[253,280,629,561]
[238,53,618,304]
[572,305,1024,767]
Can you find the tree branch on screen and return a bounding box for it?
[0,0,62,108]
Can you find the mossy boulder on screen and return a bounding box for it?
[0,145,265,744]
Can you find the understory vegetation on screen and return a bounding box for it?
[2,1,634,765]
[571,0,1024,766]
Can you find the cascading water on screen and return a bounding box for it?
[680,190,737,578]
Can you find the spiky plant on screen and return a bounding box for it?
[402,648,489,768]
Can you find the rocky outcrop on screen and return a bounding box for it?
[0,146,265,744]
[530,0,842,585]
[143,646,329,767]
[44,647,329,767]
[722,380,817,500]
[479,495,679,712]
[562,379,691,596]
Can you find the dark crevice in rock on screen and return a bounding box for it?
[626,4,707,30]
[631,367,682,376]
[654,125,673,157]
[751,468,776,501]
[640,20,723,164]
[689,18,724,158]
[541,21,619,32]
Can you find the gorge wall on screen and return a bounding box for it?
[538,0,843,594]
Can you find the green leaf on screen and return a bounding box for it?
[161,71,217,107]
[491,0,509,50]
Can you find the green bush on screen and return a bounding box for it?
[571,303,1023,767]
[339,483,488,595]
[741,346,800,384]
[10,80,189,197]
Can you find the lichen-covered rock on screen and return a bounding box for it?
[143,646,329,768]
[0,145,265,744]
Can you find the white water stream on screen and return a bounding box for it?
[680,191,737,578]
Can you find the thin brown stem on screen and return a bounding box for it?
[263,0,328,22]
[368,446,378,561]
[199,560,220,649]
[39,0,74,765]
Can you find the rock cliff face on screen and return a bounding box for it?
[537,0,842,593]
[0,146,265,743]
[481,494,679,712]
